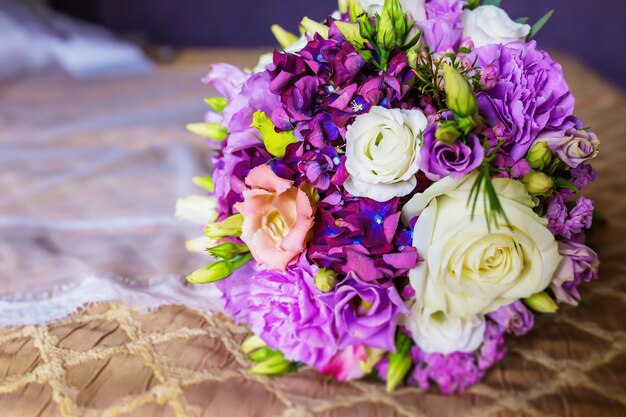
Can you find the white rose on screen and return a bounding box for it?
[406,303,486,354]
[461,5,531,48]
[401,174,561,318]
[345,106,427,202]
[359,0,426,22]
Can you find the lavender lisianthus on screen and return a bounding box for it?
[420,124,484,180]
[473,41,575,162]
[215,261,256,324]
[487,300,534,336]
[539,117,600,168]
[247,256,338,366]
[551,240,600,305]
[319,273,408,351]
[202,63,247,100]
[420,0,465,52]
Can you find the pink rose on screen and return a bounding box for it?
[235,164,315,270]
[318,344,368,381]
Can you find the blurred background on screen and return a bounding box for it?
[0,0,624,86]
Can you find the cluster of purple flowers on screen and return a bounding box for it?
[189,0,601,394]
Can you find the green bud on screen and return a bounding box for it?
[249,351,295,376]
[314,268,339,292]
[270,24,299,49]
[349,0,366,22]
[386,0,407,43]
[186,260,234,284]
[358,14,376,39]
[204,97,229,113]
[192,176,214,192]
[443,65,478,118]
[186,123,228,141]
[338,0,349,14]
[524,291,559,313]
[335,21,367,47]
[205,213,244,239]
[406,49,418,69]
[386,352,412,393]
[465,0,480,10]
[242,335,266,355]
[359,348,386,374]
[526,141,553,171]
[435,121,462,145]
[456,115,478,135]
[522,171,554,196]
[376,10,396,50]
[207,241,249,260]
[248,346,275,363]
[300,17,329,39]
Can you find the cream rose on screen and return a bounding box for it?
[359,0,426,21]
[401,174,561,318]
[406,303,486,354]
[344,106,427,202]
[461,6,530,48]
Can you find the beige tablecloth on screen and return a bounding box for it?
[0,50,625,417]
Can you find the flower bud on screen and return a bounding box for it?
[186,260,234,284]
[480,64,498,90]
[175,195,218,225]
[349,0,365,22]
[386,352,411,392]
[456,115,477,135]
[242,335,266,355]
[358,15,376,39]
[314,268,339,292]
[204,97,229,113]
[526,141,552,171]
[185,236,216,254]
[300,16,329,39]
[192,176,214,192]
[459,37,474,53]
[249,351,295,376]
[205,214,244,239]
[376,9,396,50]
[523,291,559,313]
[359,348,386,374]
[186,123,229,141]
[335,21,367,47]
[386,0,406,43]
[270,24,299,49]
[522,171,554,196]
[435,121,461,145]
[443,64,478,118]
[208,241,249,260]
[338,0,349,14]
[248,346,275,363]
[406,49,418,68]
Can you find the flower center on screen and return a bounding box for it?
[262,210,289,244]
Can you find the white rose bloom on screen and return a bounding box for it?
[401,174,561,318]
[344,106,427,202]
[359,0,426,21]
[406,303,486,354]
[461,5,531,48]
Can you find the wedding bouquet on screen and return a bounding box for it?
[178,0,600,393]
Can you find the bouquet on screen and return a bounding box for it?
[177,0,600,393]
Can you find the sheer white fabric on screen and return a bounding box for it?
[0,50,244,326]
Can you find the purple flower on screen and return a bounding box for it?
[570,163,597,191]
[539,117,600,168]
[320,273,407,351]
[488,301,534,336]
[201,63,247,99]
[480,65,498,90]
[247,256,338,366]
[420,124,484,180]
[297,145,341,190]
[407,322,506,394]
[308,195,418,282]
[420,0,465,52]
[552,241,600,304]
[545,195,594,239]
[473,42,575,162]
[215,261,256,324]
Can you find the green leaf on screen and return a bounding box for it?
[527,10,554,41]
[515,17,529,24]
[192,176,214,192]
[482,0,502,6]
[250,110,299,157]
[554,177,580,193]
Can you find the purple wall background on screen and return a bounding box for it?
[52,0,626,88]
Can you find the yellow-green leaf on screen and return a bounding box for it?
[250,110,298,157]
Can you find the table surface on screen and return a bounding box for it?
[1,49,625,417]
